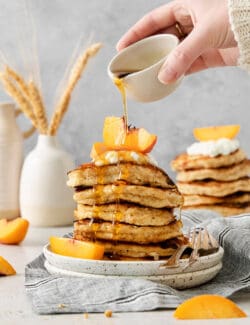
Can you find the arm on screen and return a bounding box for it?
[228,0,250,71]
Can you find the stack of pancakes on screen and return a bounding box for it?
[67,151,184,260]
[171,149,250,216]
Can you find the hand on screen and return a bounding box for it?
[117,0,239,84]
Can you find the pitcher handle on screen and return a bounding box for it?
[15,108,36,139]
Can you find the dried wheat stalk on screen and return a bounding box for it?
[0,72,38,128]
[28,80,48,134]
[5,65,30,98]
[48,42,102,135]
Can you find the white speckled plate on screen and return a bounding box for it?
[44,260,222,289]
[43,244,223,277]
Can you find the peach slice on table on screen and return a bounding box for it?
[193,125,240,141]
[49,237,104,260]
[102,116,157,153]
[0,256,16,275]
[174,295,247,319]
[0,218,29,245]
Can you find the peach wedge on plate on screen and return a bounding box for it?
[49,237,104,260]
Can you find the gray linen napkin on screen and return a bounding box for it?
[25,211,250,314]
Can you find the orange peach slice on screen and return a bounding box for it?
[90,142,110,160]
[174,295,247,319]
[49,237,104,260]
[0,218,29,245]
[102,116,157,153]
[193,125,240,141]
[125,128,157,153]
[103,116,126,146]
[0,256,16,275]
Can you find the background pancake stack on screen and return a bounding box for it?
[171,149,250,216]
[67,151,184,260]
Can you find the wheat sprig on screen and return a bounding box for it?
[48,42,102,135]
[0,72,37,128]
[28,80,48,134]
[5,65,30,98]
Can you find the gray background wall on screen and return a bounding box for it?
[0,0,249,178]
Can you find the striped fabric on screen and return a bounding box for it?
[25,211,250,314]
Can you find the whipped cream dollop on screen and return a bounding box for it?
[187,138,240,157]
[94,150,157,166]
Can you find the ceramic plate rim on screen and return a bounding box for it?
[44,259,222,279]
[43,243,224,266]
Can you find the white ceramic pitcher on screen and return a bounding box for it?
[19,135,75,227]
[0,102,34,219]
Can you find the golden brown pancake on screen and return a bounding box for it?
[171,149,246,171]
[183,192,250,206]
[68,162,176,189]
[176,160,250,182]
[98,236,186,258]
[177,177,250,197]
[74,184,183,208]
[75,204,175,226]
[74,219,183,244]
[183,203,250,217]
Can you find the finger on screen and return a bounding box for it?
[219,47,239,66]
[185,57,211,75]
[186,50,225,75]
[158,26,208,84]
[116,3,176,51]
[186,48,239,75]
[157,25,184,39]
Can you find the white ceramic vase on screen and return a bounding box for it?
[0,103,23,219]
[20,135,75,227]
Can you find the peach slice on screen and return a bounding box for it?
[0,218,29,245]
[0,256,16,275]
[103,116,126,146]
[125,128,157,153]
[174,295,247,319]
[193,125,240,141]
[90,142,110,160]
[49,237,104,260]
[102,116,157,153]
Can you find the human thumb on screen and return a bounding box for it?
[158,27,208,84]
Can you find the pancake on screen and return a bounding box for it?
[74,219,183,244]
[74,185,183,208]
[183,203,250,217]
[75,204,175,226]
[171,149,246,171]
[68,162,176,189]
[177,177,250,197]
[183,192,250,206]
[176,160,250,182]
[98,236,186,258]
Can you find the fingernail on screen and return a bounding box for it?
[116,42,122,51]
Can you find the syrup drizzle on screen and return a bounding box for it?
[113,77,128,133]
[88,75,133,250]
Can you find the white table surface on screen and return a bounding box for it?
[0,226,249,325]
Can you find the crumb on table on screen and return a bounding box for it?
[104,309,112,318]
[58,304,66,309]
